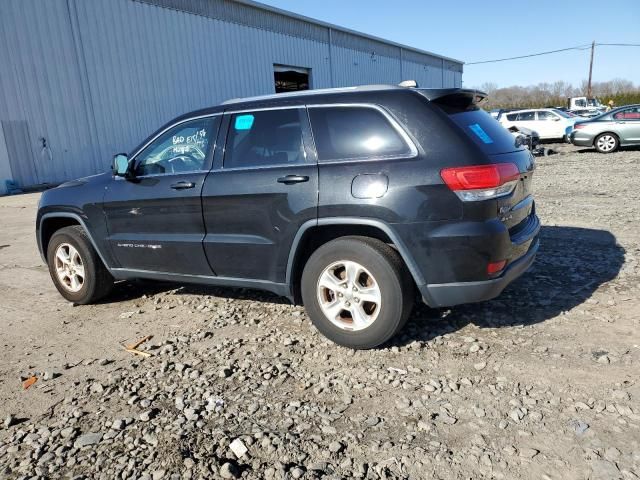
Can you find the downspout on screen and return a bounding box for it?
[328,27,335,88]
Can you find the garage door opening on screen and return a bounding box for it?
[274,65,310,93]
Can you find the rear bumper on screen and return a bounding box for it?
[570,131,594,147]
[420,237,539,307]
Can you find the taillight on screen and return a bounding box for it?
[487,260,507,275]
[573,124,587,130]
[440,163,520,202]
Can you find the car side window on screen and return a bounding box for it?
[517,112,535,121]
[135,118,216,176]
[537,111,555,121]
[506,113,517,121]
[224,108,306,169]
[614,107,640,120]
[308,106,412,161]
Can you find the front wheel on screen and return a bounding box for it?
[301,236,414,349]
[594,133,619,153]
[47,226,114,304]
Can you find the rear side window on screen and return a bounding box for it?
[537,111,556,121]
[517,112,535,121]
[308,106,414,161]
[506,113,517,121]
[224,108,306,169]
[613,107,640,120]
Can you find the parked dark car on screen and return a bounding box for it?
[36,84,540,349]
[571,104,640,153]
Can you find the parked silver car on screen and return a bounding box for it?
[570,105,640,153]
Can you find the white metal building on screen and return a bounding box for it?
[0,0,463,193]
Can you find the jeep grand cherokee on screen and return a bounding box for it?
[37,84,540,349]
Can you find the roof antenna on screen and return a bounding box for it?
[399,80,418,88]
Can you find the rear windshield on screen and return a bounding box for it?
[439,106,523,154]
[553,109,572,118]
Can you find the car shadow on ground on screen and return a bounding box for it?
[102,225,625,349]
[392,225,625,347]
[572,145,640,154]
[102,276,289,306]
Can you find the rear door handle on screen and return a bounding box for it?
[277,175,309,185]
[170,181,196,190]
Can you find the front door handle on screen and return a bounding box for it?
[170,181,196,190]
[277,175,309,185]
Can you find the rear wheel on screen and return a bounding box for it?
[301,236,414,349]
[594,133,619,153]
[47,226,113,304]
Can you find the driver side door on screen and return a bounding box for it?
[103,115,220,275]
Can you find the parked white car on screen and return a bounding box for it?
[498,108,577,141]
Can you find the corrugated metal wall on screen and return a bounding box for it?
[0,0,463,187]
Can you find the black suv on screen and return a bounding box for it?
[36,85,539,349]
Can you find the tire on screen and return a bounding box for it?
[594,133,619,153]
[47,225,114,304]
[301,236,414,349]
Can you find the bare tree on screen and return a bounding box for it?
[474,79,639,109]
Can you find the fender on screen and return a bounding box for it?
[285,217,426,289]
[38,212,114,272]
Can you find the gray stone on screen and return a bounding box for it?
[4,415,17,428]
[568,419,589,435]
[329,441,344,453]
[290,467,305,479]
[219,462,239,479]
[74,432,103,448]
[111,419,125,430]
[139,410,155,422]
[519,448,539,459]
[473,361,487,371]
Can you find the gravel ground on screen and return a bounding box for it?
[1,144,639,479]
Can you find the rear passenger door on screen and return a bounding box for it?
[516,111,537,133]
[307,104,418,219]
[201,107,318,283]
[613,107,640,142]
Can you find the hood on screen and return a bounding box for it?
[56,171,111,189]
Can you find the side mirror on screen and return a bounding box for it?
[112,153,133,178]
[553,117,561,121]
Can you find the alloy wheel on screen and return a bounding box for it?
[54,243,85,292]
[316,260,381,331]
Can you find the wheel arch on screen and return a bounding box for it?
[39,213,112,271]
[595,131,620,148]
[286,218,424,304]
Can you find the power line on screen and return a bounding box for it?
[466,42,640,65]
[596,43,640,47]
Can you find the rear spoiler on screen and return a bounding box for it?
[416,88,488,108]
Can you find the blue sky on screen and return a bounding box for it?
[261,0,640,88]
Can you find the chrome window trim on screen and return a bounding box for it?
[113,170,210,181]
[223,105,304,115]
[306,103,419,162]
[125,113,222,179]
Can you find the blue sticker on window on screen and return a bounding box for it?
[235,115,254,131]
[468,123,494,144]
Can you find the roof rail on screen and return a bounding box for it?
[222,84,400,105]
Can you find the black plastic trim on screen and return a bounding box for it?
[39,212,113,271]
[421,238,539,307]
[111,268,291,300]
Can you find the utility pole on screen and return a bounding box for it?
[587,41,595,98]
